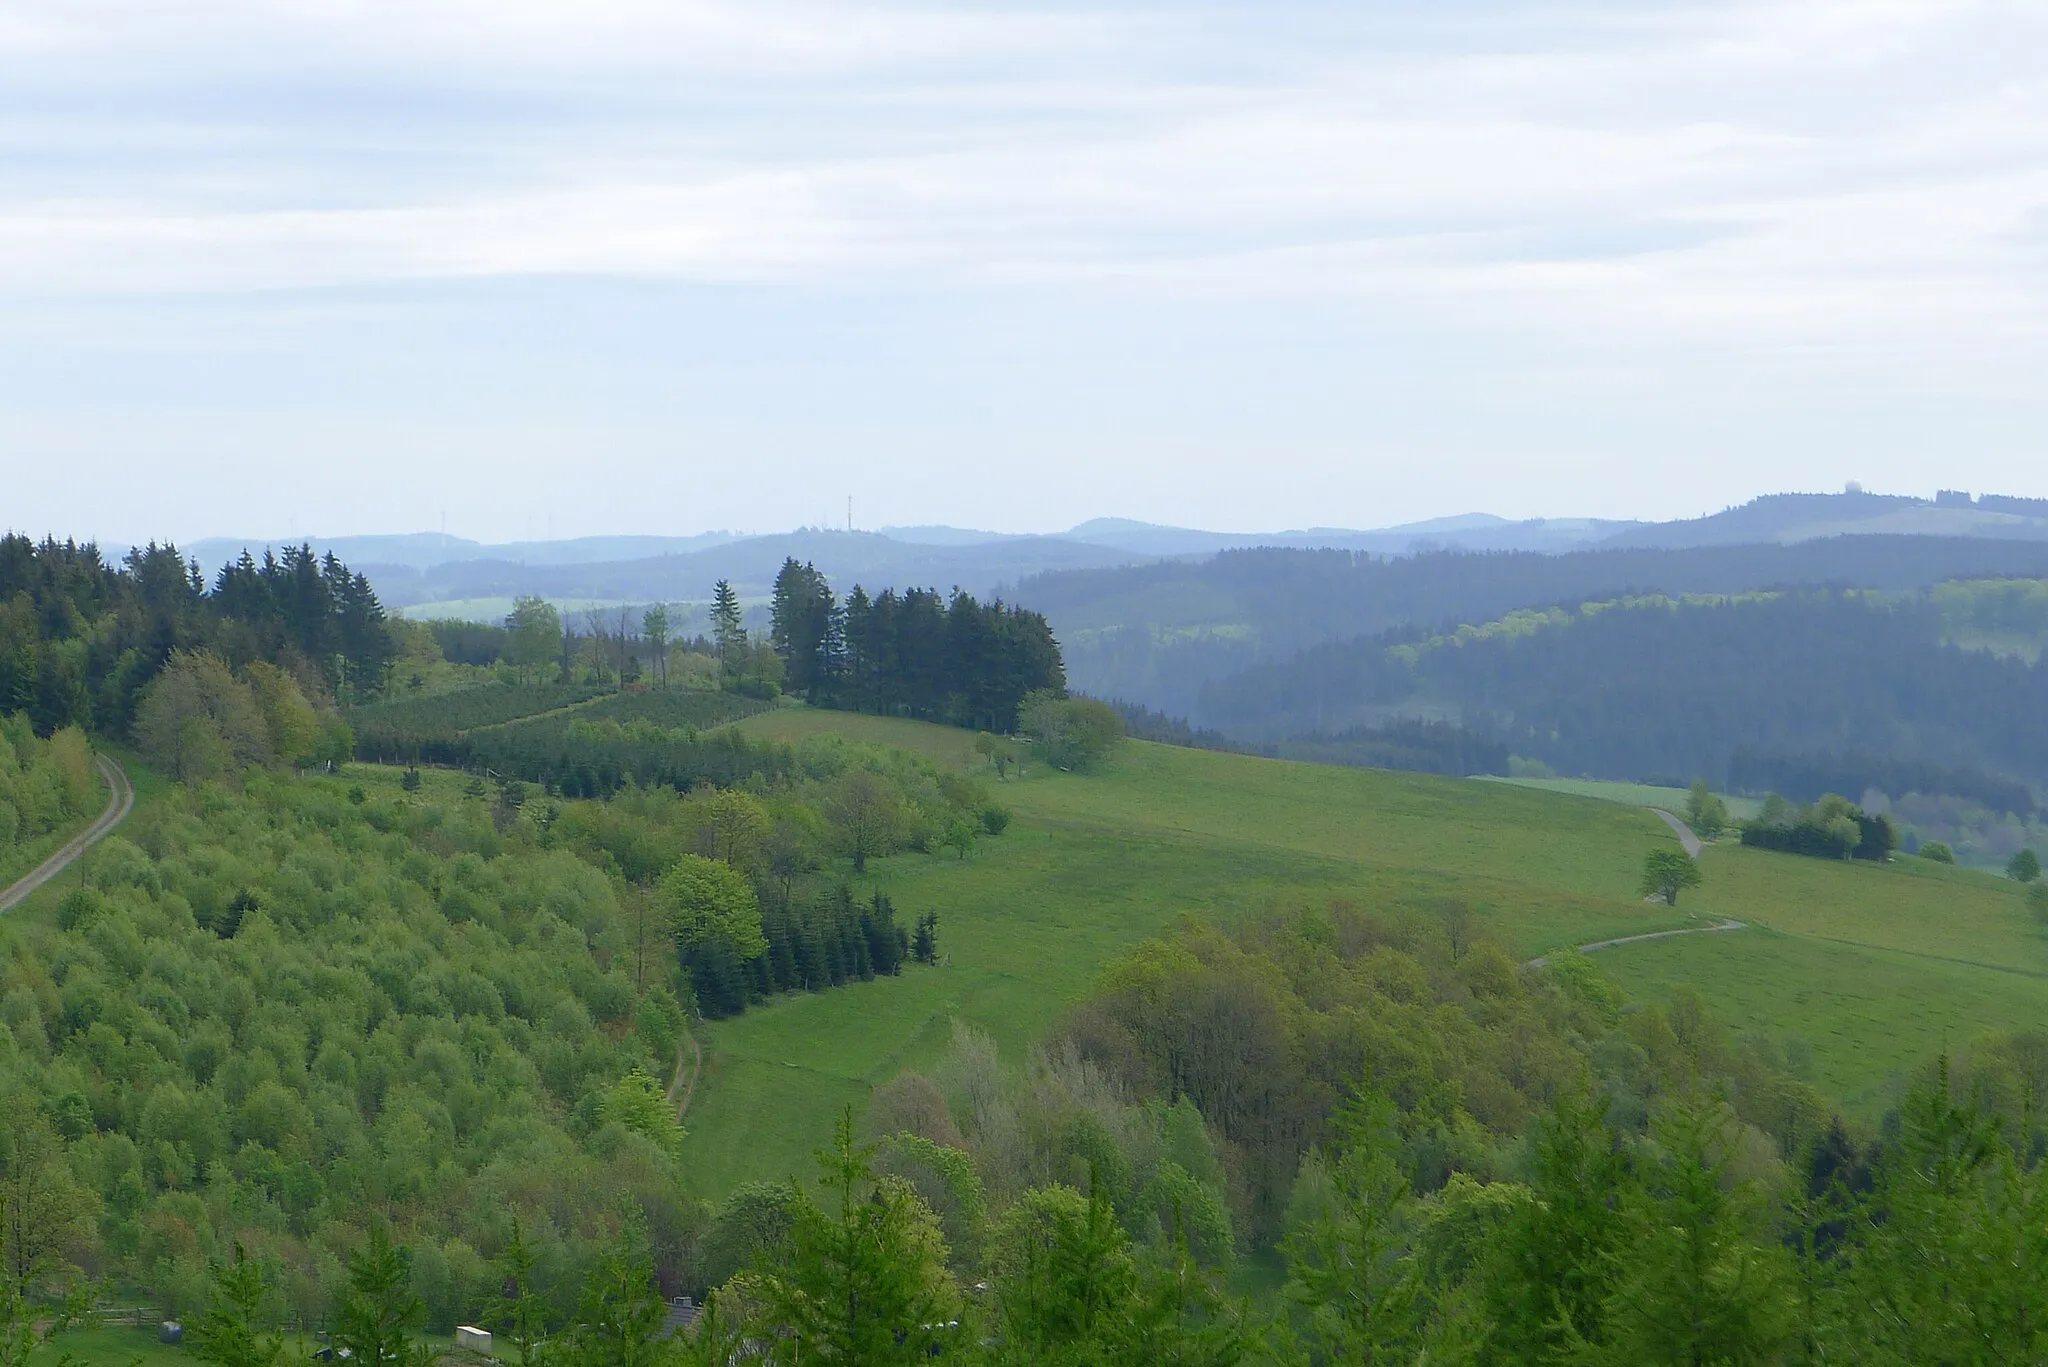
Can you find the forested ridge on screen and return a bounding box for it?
[1018,537,2048,716]
[1197,590,2048,800]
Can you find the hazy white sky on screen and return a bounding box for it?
[3,0,2045,543]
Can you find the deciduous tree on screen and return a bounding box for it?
[826,769,906,874]
[1639,848,1702,906]
[2009,848,2042,884]
[659,854,767,961]
[641,604,670,690]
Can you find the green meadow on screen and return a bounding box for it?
[685,709,2048,1188]
[690,711,1691,1191]
[1480,774,1764,820]
[1597,846,2048,1115]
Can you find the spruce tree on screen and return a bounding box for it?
[332,1226,431,1367]
[1479,1089,1629,1361]
[710,580,745,680]
[1282,1093,1417,1363]
[492,1216,551,1367]
[752,1110,958,1364]
[564,1218,673,1367]
[190,1243,282,1367]
[1595,1098,1794,1364]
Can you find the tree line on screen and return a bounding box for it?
[771,560,1066,732]
[0,535,396,739]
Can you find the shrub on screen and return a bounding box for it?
[1019,691,1125,772]
[1919,841,1955,864]
[980,805,1011,836]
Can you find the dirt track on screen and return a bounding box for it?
[0,754,134,914]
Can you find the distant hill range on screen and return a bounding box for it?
[173,487,2048,616]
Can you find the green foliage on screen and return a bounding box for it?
[504,596,564,682]
[1281,1095,1416,1360]
[1919,839,1955,863]
[746,1110,958,1363]
[710,581,746,683]
[0,771,709,1314]
[333,1226,433,1367]
[598,1068,684,1158]
[563,1218,673,1367]
[189,1243,283,1367]
[2009,847,2042,883]
[0,717,95,879]
[348,682,605,759]
[1639,848,1703,906]
[0,1095,94,1296]
[1020,691,1124,772]
[1,536,395,737]
[134,652,274,782]
[986,1181,1138,1362]
[1684,779,1728,839]
[1741,792,1898,862]
[362,689,774,791]
[492,1218,550,1367]
[1592,1099,1795,1364]
[700,1182,802,1291]
[825,768,907,873]
[658,854,767,961]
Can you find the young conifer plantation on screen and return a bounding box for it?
[2,534,2047,1366]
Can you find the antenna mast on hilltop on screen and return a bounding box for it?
[847,496,853,533]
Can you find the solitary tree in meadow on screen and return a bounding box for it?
[1640,849,1703,907]
[2009,848,2042,884]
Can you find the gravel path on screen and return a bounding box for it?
[0,754,133,914]
[1523,806,1740,966]
[1651,807,1704,857]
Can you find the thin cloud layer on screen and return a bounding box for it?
[3,1,2041,338]
[2,0,2044,538]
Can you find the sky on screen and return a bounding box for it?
[3,0,2046,544]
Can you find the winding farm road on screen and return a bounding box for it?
[1523,807,1742,967]
[0,754,134,914]
[1650,807,1704,857]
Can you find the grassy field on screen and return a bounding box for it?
[689,710,1700,1192]
[1597,846,2048,1115]
[1480,774,1763,820]
[697,710,2048,1180]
